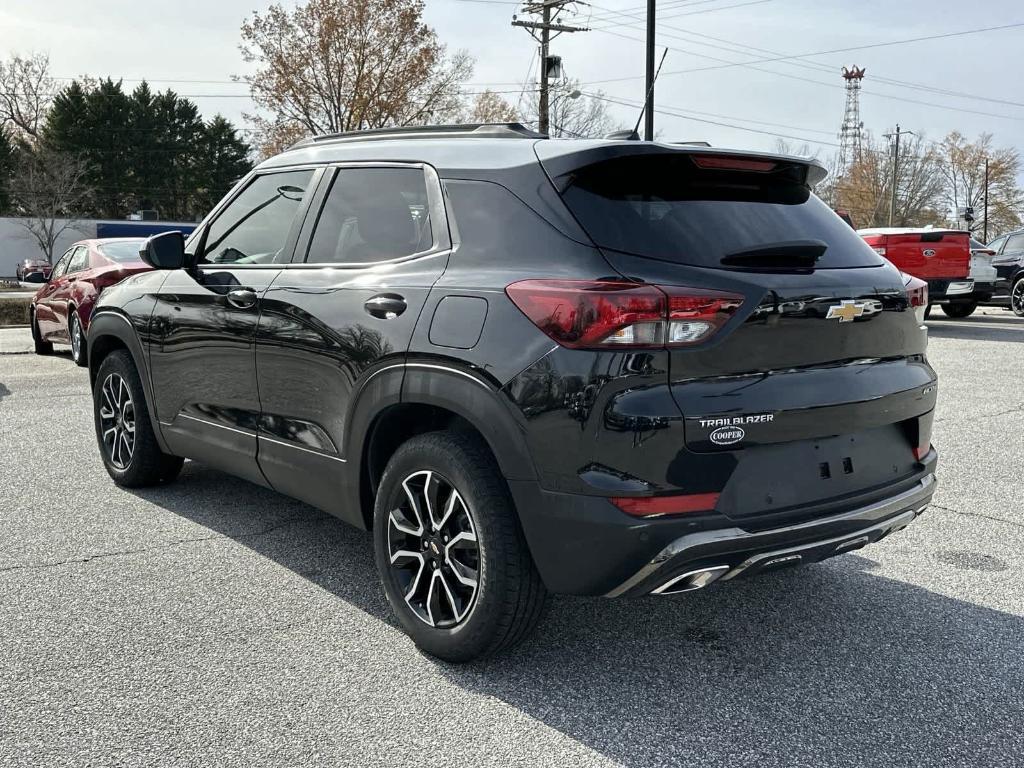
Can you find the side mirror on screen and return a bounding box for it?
[140,231,188,270]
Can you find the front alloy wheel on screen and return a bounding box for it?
[1012,277,1024,318]
[387,470,480,628]
[98,373,136,470]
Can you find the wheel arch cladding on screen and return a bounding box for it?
[357,369,538,529]
[87,313,172,454]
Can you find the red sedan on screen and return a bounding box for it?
[31,239,151,366]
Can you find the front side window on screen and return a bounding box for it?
[987,236,1007,253]
[306,167,433,264]
[200,169,315,265]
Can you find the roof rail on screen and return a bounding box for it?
[290,122,547,149]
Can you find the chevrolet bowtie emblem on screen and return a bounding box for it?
[826,300,867,323]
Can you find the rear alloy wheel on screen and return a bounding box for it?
[374,431,547,662]
[69,312,88,367]
[386,470,480,627]
[941,301,977,319]
[93,350,183,487]
[30,309,53,355]
[1012,277,1024,318]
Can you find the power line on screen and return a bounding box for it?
[588,20,1024,83]
[587,27,1024,122]
[586,2,1024,110]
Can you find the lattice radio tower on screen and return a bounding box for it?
[837,66,866,173]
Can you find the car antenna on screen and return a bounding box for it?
[632,48,668,141]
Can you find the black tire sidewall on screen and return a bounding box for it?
[373,433,522,661]
[70,312,87,365]
[942,302,976,319]
[93,350,178,487]
[1013,278,1024,318]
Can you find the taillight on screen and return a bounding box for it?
[905,275,928,309]
[691,155,777,173]
[912,441,931,461]
[505,280,743,349]
[611,492,720,518]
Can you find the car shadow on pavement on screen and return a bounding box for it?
[134,462,1024,767]
[926,318,1024,343]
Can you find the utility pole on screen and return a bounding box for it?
[884,125,914,227]
[983,157,990,242]
[644,0,655,141]
[512,2,587,136]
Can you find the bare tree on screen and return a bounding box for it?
[8,146,92,263]
[834,132,946,228]
[524,80,618,138]
[465,90,519,124]
[938,131,1023,238]
[239,0,473,156]
[0,53,56,141]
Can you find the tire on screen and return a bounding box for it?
[93,349,184,487]
[1012,277,1024,318]
[373,431,547,662]
[69,310,88,367]
[30,309,53,355]
[923,303,932,321]
[941,301,977,319]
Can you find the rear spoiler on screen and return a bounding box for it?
[535,141,829,188]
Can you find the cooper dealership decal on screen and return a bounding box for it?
[710,426,746,445]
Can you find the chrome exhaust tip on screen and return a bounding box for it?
[651,565,730,595]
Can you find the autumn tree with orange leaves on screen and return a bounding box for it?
[240,0,473,156]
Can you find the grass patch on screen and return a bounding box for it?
[0,297,31,326]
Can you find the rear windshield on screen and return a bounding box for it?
[557,154,884,270]
[97,240,146,263]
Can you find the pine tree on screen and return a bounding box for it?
[197,116,252,214]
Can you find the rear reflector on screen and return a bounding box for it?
[691,155,777,173]
[506,280,743,349]
[912,442,931,461]
[611,493,720,518]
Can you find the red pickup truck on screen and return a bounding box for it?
[857,228,973,317]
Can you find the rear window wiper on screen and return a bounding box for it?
[720,239,828,270]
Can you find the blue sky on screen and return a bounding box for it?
[1,0,1021,160]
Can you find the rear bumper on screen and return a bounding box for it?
[928,278,973,301]
[511,450,937,597]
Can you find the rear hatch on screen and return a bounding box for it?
[859,229,970,280]
[538,143,936,522]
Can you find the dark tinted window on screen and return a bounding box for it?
[306,168,433,264]
[558,154,883,269]
[201,169,314,265]
[98,240,146,263]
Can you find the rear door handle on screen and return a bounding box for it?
[364,294,407,319]
[226,288,258,309]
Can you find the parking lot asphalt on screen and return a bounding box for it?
[1,312,1023,768]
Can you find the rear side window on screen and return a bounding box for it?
[306,167,433,264]
[67,246,90,273]
[201,169,315,265]
[98,241,146,263]
[557,154,883,269]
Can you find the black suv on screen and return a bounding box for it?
[87,124,938,661]
[984,228,1024,316]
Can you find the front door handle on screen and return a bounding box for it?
[364,294,407,319]
[226,288,258,309]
